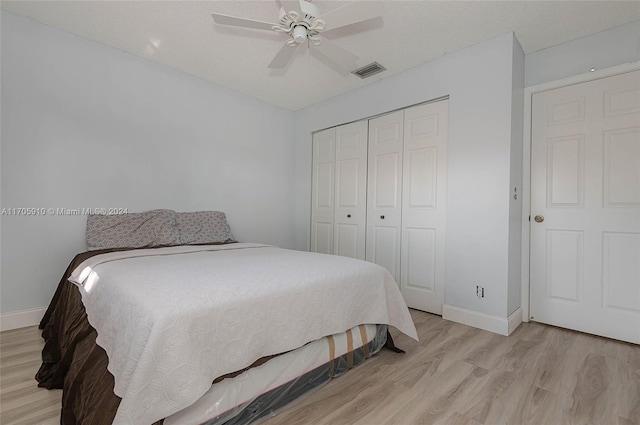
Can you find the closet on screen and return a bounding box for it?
[311,99,448,314]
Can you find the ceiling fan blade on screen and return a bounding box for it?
[268,42,297,69]
[212,14,277,32]
[313,37,358,71]
[319,2,383,32]
[280,0,303,16]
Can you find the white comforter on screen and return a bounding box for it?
[69,243,418,424]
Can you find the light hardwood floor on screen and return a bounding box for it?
[1,310,639,424]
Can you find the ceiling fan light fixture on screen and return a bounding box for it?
[292,25,308,43]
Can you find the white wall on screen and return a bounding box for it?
[0,12,295,314]
[294,33,523,319]
[508,35,525,316]
[525,20,640,87]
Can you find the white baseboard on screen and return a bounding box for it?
[507,307,523,335]
[442,304,522,336]
[0,307,47,331]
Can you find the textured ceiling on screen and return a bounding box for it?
[3,1,640,111]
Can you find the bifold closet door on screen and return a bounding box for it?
[366,110,404,283]
[334,121,368,259]
[311,122,368,259]
[311,128,335,254]
[313,100,449,314]
[400,100,448,314]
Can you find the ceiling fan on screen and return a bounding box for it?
[211,0,382,71]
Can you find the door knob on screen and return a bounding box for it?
[347,214,351,218]
[380,215,385,219]
[534,215,544,223]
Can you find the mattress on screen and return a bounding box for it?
[166,323,385,425]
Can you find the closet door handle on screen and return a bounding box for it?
[380,215,385,219]
[347,214,351,218]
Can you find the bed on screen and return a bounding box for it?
[36,210,418,424]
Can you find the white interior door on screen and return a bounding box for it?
[334,121,368,259]
[400,100,448,314]
[310,128,335,254]
[366,110,404,283]
[530,70,640,344]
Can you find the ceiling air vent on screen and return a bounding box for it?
[351,62,386,79]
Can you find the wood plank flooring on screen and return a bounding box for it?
[1,309,638,424]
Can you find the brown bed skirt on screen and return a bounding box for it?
[37,249,124,425]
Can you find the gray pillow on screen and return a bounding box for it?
[86,209,180,250]
[176,211,236,245]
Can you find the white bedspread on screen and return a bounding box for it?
[69,243,418,424]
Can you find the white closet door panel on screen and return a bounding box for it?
[367,111,404,282]
[315,162,335,208]
[373,153,402,207]
[370,226,400,278]
[311,128,335,254]
[335,224,360,259]
[405,227,436,291]
[334,120,368,259]
[312,222,333,254]
[401,100,449,314]
[406,148,437,208]
[336,159,359,207]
